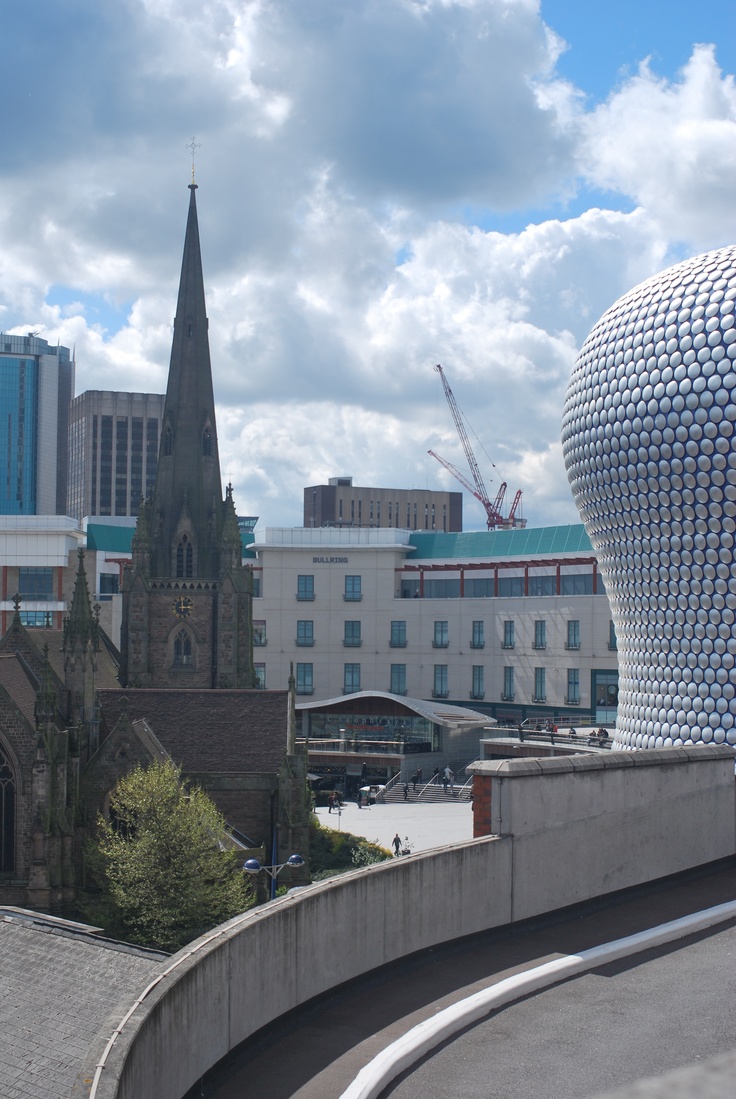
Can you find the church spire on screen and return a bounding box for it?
[63,549,96,652]
[149,183,224,579]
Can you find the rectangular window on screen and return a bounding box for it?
[560,572,594,595]
[344,620,362,647]
[98,573,119,600]
[534,667,546,702]
[567,668,580,705]
[502,620,515,649]
[400,578,420,599]
[18,567,54,598]
[390,664,406,695]
[343,663,361,693]
[296,663,313,695]
[433,664,448,698]
[20,611,53,627]
[254,663,266,689]
[502,666,515,701]
[498,576,525,597]
[297,574,315,601]
[253,620,267,647]
[609,621,618,651]
[464,578,494,598]
[344,575,362,601]
[533,620,546,650]
[252,575,261,598]
[471,621,484,649]
[296,620,314,647]
[433,620,449,648]
[424,578,461,598]
[471,665,484,699]
[528,574,557,596]
[566,620,581,650]
[390,620,407,648]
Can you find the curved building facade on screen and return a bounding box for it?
[562,246,736,749]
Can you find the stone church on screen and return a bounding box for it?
[0,182,309,912]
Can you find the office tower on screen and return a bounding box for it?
[67,390,165,519]
[0,333,74,514]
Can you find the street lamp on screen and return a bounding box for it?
[243,853,305,900]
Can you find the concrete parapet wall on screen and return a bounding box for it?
[470,745,736,920]
[91,746,735,1099]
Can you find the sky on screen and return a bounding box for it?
[1,0,735,531]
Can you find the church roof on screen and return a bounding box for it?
[0,654,39,727]
[97,689,289,774]
[0,912,164,1099]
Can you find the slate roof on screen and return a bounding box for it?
[0,912,163,1099]
[0,653,39,726]
[98,689,289,773]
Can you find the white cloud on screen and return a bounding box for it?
[581,44,736,250]
[0,2,734,531]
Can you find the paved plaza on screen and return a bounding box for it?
[313,795,474,855]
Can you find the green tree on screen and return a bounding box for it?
[83,760,254,952]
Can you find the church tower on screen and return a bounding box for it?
[120,183,255,689]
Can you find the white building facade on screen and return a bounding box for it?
[247,524,619,727]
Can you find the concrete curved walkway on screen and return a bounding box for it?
[342,902,736,1099]
[198,859,736,1099]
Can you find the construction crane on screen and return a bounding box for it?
[428,363,524,530]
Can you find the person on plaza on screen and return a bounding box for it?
[328,792,334,814]
[356,788,363,809]
[392,833,402,856]
[432,765,441,785]
[442,772,449,794]
[403,781,409,801]
[417,767,423,783]
[411,770,419,792]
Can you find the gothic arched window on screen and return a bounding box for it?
[173,630,192,666]
[0,747,15,873]
[202,428,212,457]
[176,536,194,578]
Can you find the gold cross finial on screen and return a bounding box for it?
[186,137,201,183]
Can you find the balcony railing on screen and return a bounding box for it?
[295,638,314,647]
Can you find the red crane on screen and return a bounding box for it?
[429,363,523,530]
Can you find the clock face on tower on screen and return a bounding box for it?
[172,595,194,618]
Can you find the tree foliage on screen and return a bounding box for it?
[309,818,391,880]
[82,760,254,952]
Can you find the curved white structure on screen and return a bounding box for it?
[562,246,736,749]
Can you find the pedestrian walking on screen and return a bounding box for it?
[411,770,419,792]
[328,792,334,814]
[403,782,409,801]
[392,833,401,857]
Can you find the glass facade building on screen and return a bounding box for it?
[0,334,74,514]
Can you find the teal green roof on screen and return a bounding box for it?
[408,524,593,560]
[86,522,257,556]
[86,523,136,553]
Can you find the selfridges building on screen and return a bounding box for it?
[563,245,736,750]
